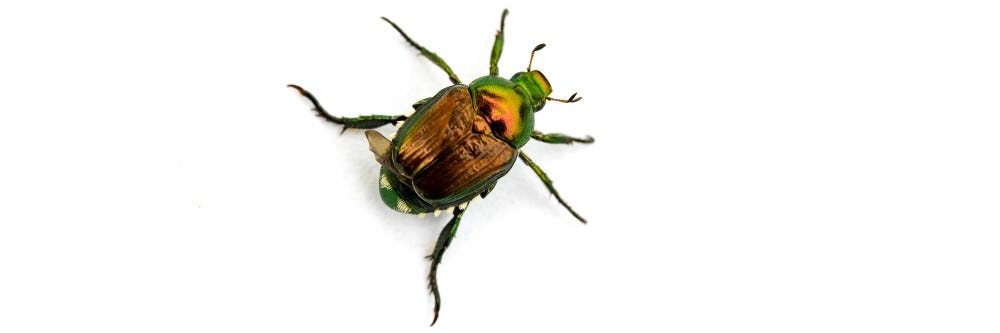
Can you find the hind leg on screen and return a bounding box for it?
[426,205,467,326]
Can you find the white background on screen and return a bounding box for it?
[2,1,998,332]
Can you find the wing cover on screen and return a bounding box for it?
[413,133,515,202]
[394,86,476,177]
[392,85,517,205]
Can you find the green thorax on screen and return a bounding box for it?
[469,73,548,148]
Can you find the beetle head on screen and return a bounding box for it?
[510,70,552,111]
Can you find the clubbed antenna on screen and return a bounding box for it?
[547,92,582,103]
[527,43,546,71]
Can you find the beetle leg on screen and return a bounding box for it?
[426,206,467,326]
[531,130,595,144]
[517,151,587,224]
[381,17,462,85]
[288,84,407,133]
[489,9,509,76]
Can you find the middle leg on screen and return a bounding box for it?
[517,151,587,224]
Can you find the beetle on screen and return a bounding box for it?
[288,9,592,326]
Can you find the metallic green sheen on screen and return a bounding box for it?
[469,76,535,148]
[289,9,590,327]
[511,70,553,111]
[379,167,436,214]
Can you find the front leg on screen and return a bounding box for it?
[531,130,594,144]
[288,84,407,133]
[488,9,509,76]
[381,17,462,85]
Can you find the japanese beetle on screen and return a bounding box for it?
[288,9,591,326]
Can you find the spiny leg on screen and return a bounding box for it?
[532,130,595,144]
[381,17,462,85]
[287,84,406,133]
[427,206,467,326]
[489,9,509,76]
[517,151,587,223]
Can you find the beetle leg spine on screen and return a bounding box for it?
[517,151,587,223]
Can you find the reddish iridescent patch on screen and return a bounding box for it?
[475,87,524,144]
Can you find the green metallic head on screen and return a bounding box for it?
[510,70,552,111]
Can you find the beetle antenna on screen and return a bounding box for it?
[546,92,581,103]
[527,43,546,71]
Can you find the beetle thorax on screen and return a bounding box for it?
[469,76,536,148]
